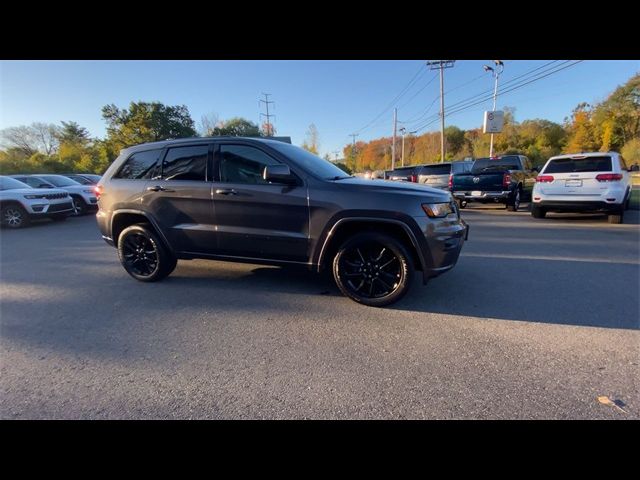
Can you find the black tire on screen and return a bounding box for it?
[50,214,68,222]
[117,224,177,282]
[507,188,521,212]
[457,199,467,209]
[531,205,547,219]
[332,232,414,307]
[608,209,624,224]
[1,204,30,228]
[71,196,87,216]
[624,190,631,210]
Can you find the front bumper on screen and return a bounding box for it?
[453,190,510,201]
[27,201,74,215]
[414,214,468,283]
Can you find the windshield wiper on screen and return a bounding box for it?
[328,175,352,181]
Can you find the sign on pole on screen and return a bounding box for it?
[483,110,504,133]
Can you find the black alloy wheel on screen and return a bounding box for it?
[333,232,413,307]
[118,224,177,282]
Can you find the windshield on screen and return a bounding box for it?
[472,157,520,173]
[38,175,81,187]
[544,156,612,174]
[66,175,93,185]
[0,176,31,191]
[267,142,351,179]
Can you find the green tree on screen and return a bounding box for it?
[621,138,640,165]
[56,121,91,145]
[444,126,465,158]
[211,117,261,137]
[102,101,196,151]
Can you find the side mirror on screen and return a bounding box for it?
[263,164,296,184]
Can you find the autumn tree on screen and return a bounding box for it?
[564,103,598,153]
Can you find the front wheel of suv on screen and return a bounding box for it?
[1,204,30,228]
[118,224,177,282]
[333,232,414,307]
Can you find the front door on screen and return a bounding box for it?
[211,143,309,262]
[141,143,218,254]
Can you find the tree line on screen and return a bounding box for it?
[1,74,637,175]
[343,73,639,172]
[0,103,277,175]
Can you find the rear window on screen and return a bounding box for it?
[420,164,450,175]
[544,156,612,174]
[472,156,521,173]
[114,149,162,180]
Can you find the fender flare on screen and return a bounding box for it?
[110,209,175,254]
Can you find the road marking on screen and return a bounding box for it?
[461,252,640,265]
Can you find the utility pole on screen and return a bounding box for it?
[427,60,455,162]
[349,133,359,159]
[399,127,406,167]
[483,60,504,157]
[259,93,275,136]
[391,108,398,170]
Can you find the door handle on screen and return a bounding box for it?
[215,188,238,195]
[146,185,174,192]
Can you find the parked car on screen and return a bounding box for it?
[531,152,634,224]
[385,165,422,182]
[416,161,474,190]
[96,137,468,307]
[451,155,537,211]
[61,173,102,185]
[10,174,98,215]
[0,176,73,228]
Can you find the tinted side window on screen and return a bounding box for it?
[114,149,162,180]
[219,145,280,184]
[421,164,450,175]
[161,145,208,181]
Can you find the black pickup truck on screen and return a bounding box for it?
[451,155,538,211]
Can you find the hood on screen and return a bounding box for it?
[332,177,452,200]
[0,187,68,196]
[60,184,93,193]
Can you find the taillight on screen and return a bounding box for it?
[448,174,453,189]
[502,173,511,188]
[94,184,103,200]
[409,175,417,183]
[595,173,623,182]
[536,175,554,183]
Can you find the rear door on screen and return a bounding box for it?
[141,143,217,254]
[540,155,613,197]
[211,142,309,262]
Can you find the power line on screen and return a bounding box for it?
[397,72,439,110]
[353,61,427,134]
[412,60,584,133]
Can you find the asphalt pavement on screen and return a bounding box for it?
[1,204,638,419]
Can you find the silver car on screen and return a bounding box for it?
[416,161,474,190]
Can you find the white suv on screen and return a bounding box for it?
[0,176,74,228]
[11,174,98,215]
[531,152,634,224]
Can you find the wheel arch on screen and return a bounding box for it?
[110,209,174,253]
[316,217,427,275]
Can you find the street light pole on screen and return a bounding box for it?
[484,60,504,158]
[399,127,406,167]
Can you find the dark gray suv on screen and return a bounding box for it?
[96,137,468,307]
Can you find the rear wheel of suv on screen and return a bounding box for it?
[118,224,177,282]
[608,209,624,224]
[333,232,414,307]
[531,205,546,219]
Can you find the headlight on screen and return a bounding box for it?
[24,194,44,199]
[82,189,95,194]
[422,202,455,218]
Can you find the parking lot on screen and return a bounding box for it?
[1,204,638,419]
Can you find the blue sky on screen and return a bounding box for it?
[1,60,637,158]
